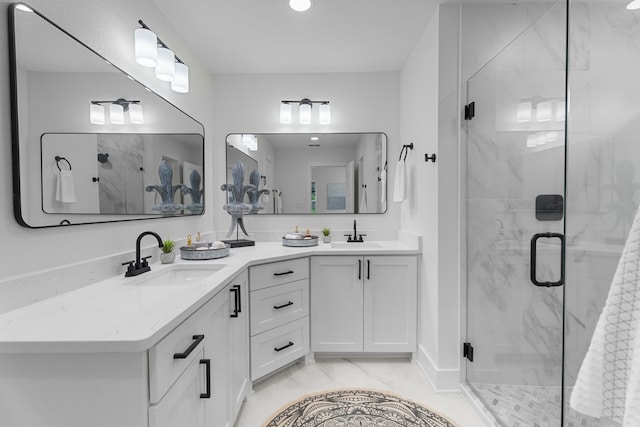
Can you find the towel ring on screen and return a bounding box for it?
[54,156,72,171]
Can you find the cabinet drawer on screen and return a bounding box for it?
[251,317,309,381]
[250,279,309,336]
[149,307,206,404]
[249,258,309,291]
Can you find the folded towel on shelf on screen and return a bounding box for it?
[359,186,368,213]
[393,160,406,202]
[55,170,77,203]
[570,203,640,426]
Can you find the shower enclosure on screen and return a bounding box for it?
[464,1,639,425]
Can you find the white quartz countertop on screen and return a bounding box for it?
[0,241,418,354]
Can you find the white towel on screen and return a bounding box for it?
[570,203,640,426]
[277,192,283,214]
[359,187,368,213]
[55,170,77,203]
[393,160,406,202]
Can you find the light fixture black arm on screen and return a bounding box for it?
[138,19,185,65]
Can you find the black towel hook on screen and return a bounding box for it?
[54,156,72,171]
[398,143,414,161]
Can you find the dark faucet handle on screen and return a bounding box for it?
[122,260,135,275]
[358,234,367,241]
[141,255,152,268]
[344,234,353,241]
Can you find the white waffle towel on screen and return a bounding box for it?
[55,170,77,203]
[570,203,640,426]
[393,160,406,202]
[359,186,368,213]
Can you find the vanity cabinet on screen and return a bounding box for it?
[249,257,310,381]
[0,278,250,427]
[310,255,417,353]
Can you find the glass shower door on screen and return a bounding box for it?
[464,3,567,425]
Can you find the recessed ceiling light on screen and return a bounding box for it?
[310,137,319,141]
[289,0,312,12]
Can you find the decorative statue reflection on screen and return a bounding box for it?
[221,161,255,238]
[182,169,204,214]
[248,170,270,214]
[145,159,185,216]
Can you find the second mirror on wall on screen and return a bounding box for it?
[226,133,387,215]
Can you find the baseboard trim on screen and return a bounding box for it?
[415,344,460,393]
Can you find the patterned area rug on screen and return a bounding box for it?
[262,388,459,427]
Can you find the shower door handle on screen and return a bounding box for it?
[530,232,564,287]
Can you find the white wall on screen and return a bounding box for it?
[0,1,214,288]
[210,73,401,239]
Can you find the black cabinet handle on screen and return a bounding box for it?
[274,301,294,310]
[173,335,204,359]
[358,259,361,280]
[230,286,239,318]
[274,270,294,276]
[530,232,564,287]
[199,359,211,399]
[235,284,242,313]
[367,259,370,280]
[274,341,294,352]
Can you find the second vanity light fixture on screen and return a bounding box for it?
[90,99,143,125]
[134,20,189,93]
[280,98,331,125]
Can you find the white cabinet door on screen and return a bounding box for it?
[229,271,251,421]
[200,291,231,427]
[149,348,206,427]
[363,256,417,352]
[311,256,363,352]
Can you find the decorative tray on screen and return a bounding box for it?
[282,235,318,247]
[180,243,231,260]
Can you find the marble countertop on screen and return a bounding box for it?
[0,241,418,354]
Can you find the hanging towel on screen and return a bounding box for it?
[277,192,283,214]
[55,170,77,203]
[359,186,368,213]
[393,160,406,202]
[570,203,640,426]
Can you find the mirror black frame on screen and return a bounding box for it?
[8,3,205,228]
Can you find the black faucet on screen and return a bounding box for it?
[345,219,366,243]
[122,231,164,277]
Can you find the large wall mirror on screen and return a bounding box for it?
[9,3,205,228]
[226,133,387,214]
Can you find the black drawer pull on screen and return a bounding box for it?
[173,335,204,359]
[199,359,211,399]
[274,341,294,352]
[274,270,294,276]
[274,301,294,310]
[230,285,240,318]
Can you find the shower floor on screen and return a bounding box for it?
[471,383,603,427]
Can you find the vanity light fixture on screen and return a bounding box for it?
[90,99,143,125]
[628,0,640,10]
[289,0,312,12]
[280,98,331,124]
[535,101,552,122]
[135,20,189,93]
[516,101,532,123]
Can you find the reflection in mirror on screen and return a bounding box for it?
[41,133,203,216]
[225,133,387,214]
[9,3,205,228]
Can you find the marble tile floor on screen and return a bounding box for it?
[235,357,488,427]
[471,383,603,427]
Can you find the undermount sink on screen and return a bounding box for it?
[330,241,382,249]
[134,264,226,286]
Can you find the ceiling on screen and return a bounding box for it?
[150,0,437,74]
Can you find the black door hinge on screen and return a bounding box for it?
[464,102,475,120]
[463,342,474,362]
